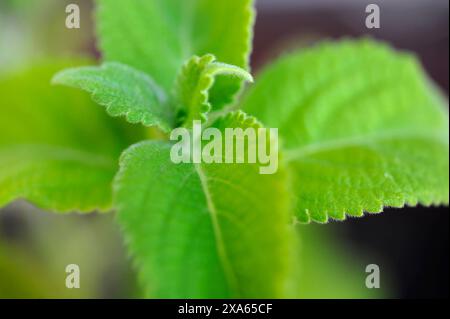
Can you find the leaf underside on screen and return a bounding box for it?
[242,40,449,223]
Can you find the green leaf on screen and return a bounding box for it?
[242,40,449,223]
[52,62,173,132]
[175,54,253,126]
[0,61,145,213]
[114,112,295,298]
[97,0,255,110]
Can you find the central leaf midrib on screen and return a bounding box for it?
[194,163,240,296]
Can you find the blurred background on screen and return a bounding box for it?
[0,0,448,298]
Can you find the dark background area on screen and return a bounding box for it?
[254,0,449,298]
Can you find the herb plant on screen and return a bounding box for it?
[0,0,448,298]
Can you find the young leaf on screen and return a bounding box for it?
[114,112,295,298]
[242,40,449,223]
[175,54,253,126]
[52,62,173,132]
[97,0,255,110]
[0,61,145,213]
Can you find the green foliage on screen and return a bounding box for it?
[175,54,253,126]
[0,61,145,212]
[114,112,295,298]
[97,0,255,110]
[0,0,448,299]
[242,40,449,223]
[53,62,173,132]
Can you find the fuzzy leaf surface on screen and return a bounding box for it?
[0,61,145,212]
[114,112,294,298]
[242,40,449,223]
[175,54,253,126]
[97,0,255,110]
[53,62,173,132]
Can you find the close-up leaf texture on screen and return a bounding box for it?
[53,62,173,132]
[0,0,448,300]
[0,61,145,213]
[114,112,295,298]
[243,40,449,223]
[97,0,255,111]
